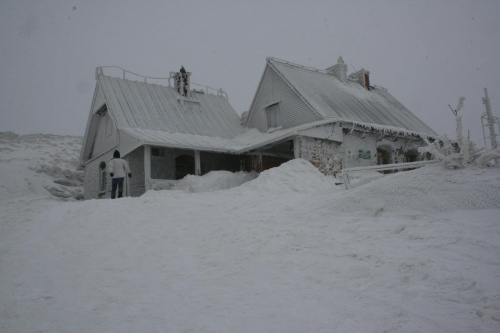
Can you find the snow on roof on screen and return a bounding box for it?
[268,58,438,136]
[119,124,298,154]
[88,62,438,160]
[98,75,244,139]
[120,116,437,158]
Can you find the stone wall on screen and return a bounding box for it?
[298,136,343,176]
[297,132,389,175]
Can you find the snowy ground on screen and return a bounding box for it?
[0,132,83,201]
[1,133,500,332]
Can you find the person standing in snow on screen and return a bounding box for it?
[108,150,132,199]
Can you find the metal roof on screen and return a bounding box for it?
[98,75,244,139]
[82,63,438,164]
[268,58,438,136]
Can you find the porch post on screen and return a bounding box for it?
[293,136,301,159]
[144,145,151,191]
[194,150,201,176]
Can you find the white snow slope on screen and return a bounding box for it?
[1,133,500,333]
[0,132,83,200]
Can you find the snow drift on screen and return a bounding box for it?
[172,170,258,193]
[0,132,83,201]
[327,165,500,215]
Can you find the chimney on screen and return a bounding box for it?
[326,56,347,82]
[174,66,191,97]
[349,68,371,90]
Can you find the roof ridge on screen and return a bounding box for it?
[266,57,326,119]
[267,57,329,75]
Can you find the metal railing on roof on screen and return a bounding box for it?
[189,81,228,100]
[95,66,228,100]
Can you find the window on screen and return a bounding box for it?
[151,147,164,157]
[175,155,195,180]
[265,103,281,130]
[358,150,371,159]
[99,161,107,192]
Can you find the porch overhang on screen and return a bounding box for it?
[116,118,438,158]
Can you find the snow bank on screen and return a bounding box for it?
[328,165,500,215]
[0,132,83,201]
[238,158,338,195]
[172,170,258,193]
[149,159,338,198]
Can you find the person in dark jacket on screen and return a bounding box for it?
[107,150,132,199]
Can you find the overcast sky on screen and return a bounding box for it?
[1,0,499,147]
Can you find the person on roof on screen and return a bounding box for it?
[108,150,132,199]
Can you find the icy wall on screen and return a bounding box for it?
[296,130,426,176]
[377,138,424,164]
[342,132,378,169]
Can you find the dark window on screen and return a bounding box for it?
[405,150,418,162]
[175,155,195,180]
[151,148,163,157]
[265,103,281,130]
[377,148,390,165]
[99,161,107,192]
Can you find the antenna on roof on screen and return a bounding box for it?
[448,97,464,116]
[448,104,457,116]
[481,87,499,150]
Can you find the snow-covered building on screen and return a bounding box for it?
[80,67,247,199]
[243,57,438,176]
[81,58,438,199]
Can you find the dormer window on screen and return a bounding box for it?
[265,102,282,130]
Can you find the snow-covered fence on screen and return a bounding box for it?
[341,160,438,189]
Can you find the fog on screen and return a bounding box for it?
[1,0,499,147]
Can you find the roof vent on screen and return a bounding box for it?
[174,66,191,97]
[349,68,371,90]
[326,56,347,82]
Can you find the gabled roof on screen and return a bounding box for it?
[80,71,247,163]
[98,75,244,139]
[81,60,439,165]
[267,58,438,136]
